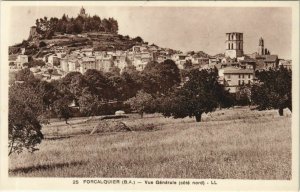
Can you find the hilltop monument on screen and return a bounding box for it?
[79,6,88,18]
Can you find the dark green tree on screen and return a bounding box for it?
[142,59,181,95]
[84,69,111,100]
[60,72,88,105]
[183,59,193,69]
[15,68,36,83]
[9,84,44,155]
[125,90,154,118]
[133,36,143,43]
[120,70,142,100]
[78,88,102,116]
[53,96,73,124]
[251,67,292,116]
[160,68,234,122]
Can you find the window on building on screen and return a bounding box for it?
[242,74,244,78]
[248,74,251,78]
[239,74,241,78]
[248,80,251,85]
[242,80,245,85]
[231,43,233,50]
[228,43,230,50]
[238,80,241,85]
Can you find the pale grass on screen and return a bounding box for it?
[9,107,291,179]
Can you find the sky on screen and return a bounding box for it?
[8,6,292,59]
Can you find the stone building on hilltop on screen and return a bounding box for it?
[28,26,41,41]
[79,6,88,18]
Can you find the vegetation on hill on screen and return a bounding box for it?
[32,14,118,40]
[9,31,144,57]
[9,11,145,56]
[187,50,211,58]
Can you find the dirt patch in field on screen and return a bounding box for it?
[90,120,157,134]
[90,120,131,134]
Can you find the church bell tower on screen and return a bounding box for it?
[258,37,264,55]
[225,32,244,59]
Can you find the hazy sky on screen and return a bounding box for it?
[9,6,292,59]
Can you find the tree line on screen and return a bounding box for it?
[9,60,292,155]
[33,14,118,39]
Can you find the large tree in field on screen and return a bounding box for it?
[61,72,88,104]
[142,59,181,95]
[78,87,104,116]
[125,90,154,118]
[120,71,142,100]
[9,84,44,155]
[52,96,73,124]
[251,67,292,116]
[84,69,111,100]
[160,68,234,122]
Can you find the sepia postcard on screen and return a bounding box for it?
[0,1,299,191]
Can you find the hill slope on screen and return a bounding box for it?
[9,32,144,58]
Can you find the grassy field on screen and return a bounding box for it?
[9,107,292,179]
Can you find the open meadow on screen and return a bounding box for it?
[9,107,292,179]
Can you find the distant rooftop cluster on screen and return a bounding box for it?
[9,9,292,94]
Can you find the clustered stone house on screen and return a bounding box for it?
[55,44,179,75]
[9,32,291,93]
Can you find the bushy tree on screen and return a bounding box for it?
[61,72,87,102]
[35,13,119,37]
[39,41,47,48]
[15,68,36,83]
[9,84,44,155]
[120,70,142,100]
[125,90,154,118]
[142,59,181,95]
[53,96,73,124]
[251,67,292,116]
[236,85,252,106]
[37,80,60,110]
[183,59,193,69]
[84,69,111,100]
[160,68,233,122]
[78,88,103,116]
[133,36,143,43]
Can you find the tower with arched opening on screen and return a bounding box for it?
[225,32,244,59]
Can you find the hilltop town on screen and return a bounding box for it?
[6,5,293,182]
[9,7,292,94]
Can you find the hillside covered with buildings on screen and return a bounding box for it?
[8,7,292,94]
